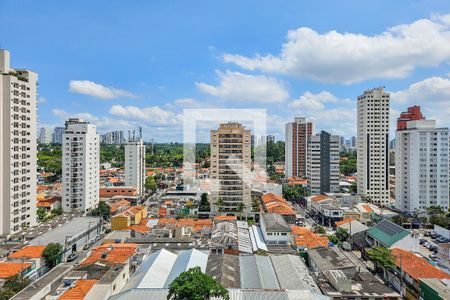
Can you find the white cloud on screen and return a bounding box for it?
[38,97,47,104]
[391,76,450,126]
[69,80,137,99]
[196,70,289,103]
[290,91,350,110]
[109,105,182,125]
[174,98,202,107]
[223,14,450,84]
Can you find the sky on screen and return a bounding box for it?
[1,0,450,142]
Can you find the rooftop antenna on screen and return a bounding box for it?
[132,130,135,142]
[128,130,131,142]
[139,126,142,140]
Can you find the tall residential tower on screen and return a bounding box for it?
[307,131,340,195]
[0,49,38,236]
[357,87,390,206]
[125,138,146,195]
[62,118,100,212]
[285,117,313,178]
[210,123,252,214]
[395,106,449,212]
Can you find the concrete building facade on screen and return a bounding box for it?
[0,49,38,236]
[307,131,340,194]
[125,139,145,195]
[210,123,252,213]
[38,127,52,144]
[395,108,449,212]
[357,87,390,205]
[285,117,313,178]
[52,126,64,144]
[62,118,100,212]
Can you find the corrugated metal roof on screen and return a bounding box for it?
[251,225,268,251]
[121,249,177,290]
[163,249,208,288]
[237,223,253,254]
[206,254,240,288]
[239,256,279,289]
[270,255,321,293]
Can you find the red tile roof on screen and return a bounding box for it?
[9,246,46,259]
[0,262,32,278]
[109,199,131,213]
[291,226,329,249]
[391,248,450,281]
[59,279,97,300]
[80,244,137,266]
[335,219,354,226]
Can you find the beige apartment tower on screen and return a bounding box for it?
[357,87,390,206]
[210,123,252,214]
[0,49,38,236]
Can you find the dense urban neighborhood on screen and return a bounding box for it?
[2,2,450,300]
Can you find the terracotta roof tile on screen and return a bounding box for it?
[9,246,46,259]
[214,215,237,222]
[335,219,354,226]
[311,195,329,202]
[59,279,97,300]
[391,248,450,281]
[291,226,328,249]
[0,262,32,278]
[80,244,137,266]
[109,199,131,213]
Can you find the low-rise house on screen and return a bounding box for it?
[388,248,450,299]
[109,199,131,216]
[307,195,343,226]
[0,262,33,285]
[36,195,62,212]
[366,219,419,252]
[260,213,291,245]
[8,245,46,279]
[419,278,450,300]
[308,247,400,299]
[111,206,147,231]
[99,187,137,198]
[261,193,296,224]
[291,226,328,251]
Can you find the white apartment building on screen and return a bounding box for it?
[285,117,313,178]
[395,119,449,212]
[357,87,390,206]
[210,123,252,214]
[62,118,100,212]
[125,139,145,195]
[39,126,52,144]
[0,49,37,236]
[307,131,340,195]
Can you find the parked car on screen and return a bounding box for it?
[423,242,430,248]
[430,232,438,239]
[419,238,427,245]
[428,243,437,251]
[429,253,438,261]
[424,231,431,237]
[66,253,78,262]
[436,236,447,243]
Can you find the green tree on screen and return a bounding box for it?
[167,267,229,300]
[314,225,326,234]
[216,198,224,211]
[91,201,110,220]
[236,203,244,212]
[366,246,395,272]
[43,243,63,268]
[283,184,308,201]
[199,193,210,212]
[0,274,31,300]
[145,176,157,193]
[37,208,47,221]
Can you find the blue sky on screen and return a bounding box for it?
[1,0,450,141]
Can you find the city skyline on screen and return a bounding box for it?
[2,1,450,141]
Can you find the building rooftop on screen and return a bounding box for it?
[261,213,291,232]
[240,255,280,289]
[420,278,450,299]
[291,226,329,250]
[0,262,32,278]
[270,255,320,292]
[206,254,240,288]
[336,219,369,236]
[9,245,46,259]
[59,279,97,300]
[29,216,100,246]
[367,220,410,247]
[308,247,356,276]
[80,244,137,266]
[391,248,450,281]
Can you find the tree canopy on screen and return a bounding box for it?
[366,246,395,271]
[145,176,157,193]
[0,274,31,300]
[167,267,229,300]
[43,243,63,268]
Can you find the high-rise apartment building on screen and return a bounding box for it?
[101,130,125,145]
[52,126,64,144]
[0,49,37,236]
[39,127,52,144]
[125,139,145,195]
[351,136,356,148]
[210,123,251,213]
[395,107,449,213]
[357,87,390,205]
[62,118,100,212]
[285,117,313,178]
[307,131,340,195]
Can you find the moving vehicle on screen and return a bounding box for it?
[66,253,78,262]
